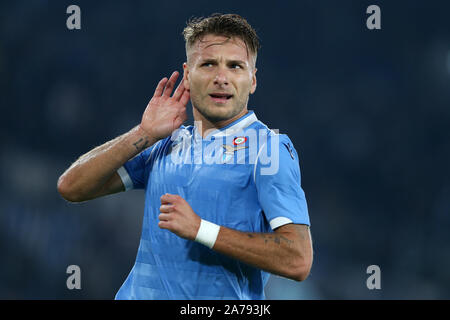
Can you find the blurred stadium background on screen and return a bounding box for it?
[1,0,450,299]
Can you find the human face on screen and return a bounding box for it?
[183,34,257,125]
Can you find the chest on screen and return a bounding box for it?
[150,139,255,192]
[145,138,265,230]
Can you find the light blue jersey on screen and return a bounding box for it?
[115,110,310,300]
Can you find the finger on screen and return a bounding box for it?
[173,77,185,101]
[172,79,185,101]
[163,71,179,97]
[158,213,171,221]
[179,89,190,107]
[159,204,174,213]
[158,220,170,229]
[153,77,168,97]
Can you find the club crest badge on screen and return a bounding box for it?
[233,136,247,145]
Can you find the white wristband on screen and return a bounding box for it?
[195,219,220,249]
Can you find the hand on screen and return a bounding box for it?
[158,193,201,241]
[139,71,190,141]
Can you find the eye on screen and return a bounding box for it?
[230,64,242,69]
[201,62,214,67]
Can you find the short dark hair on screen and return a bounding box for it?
[182,13,260,58]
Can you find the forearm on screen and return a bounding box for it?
[212,225,312,281]
[58,125,157,202]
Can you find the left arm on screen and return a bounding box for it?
[158,194,313,282]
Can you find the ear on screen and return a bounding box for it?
[183,62,190,90]
[250,67,257,94]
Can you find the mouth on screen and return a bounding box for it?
[209,93,233,104]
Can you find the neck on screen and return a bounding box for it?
[193,108,249,137]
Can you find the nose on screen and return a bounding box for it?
[213,68,229,86]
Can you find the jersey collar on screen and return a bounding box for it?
[194,110,258,140]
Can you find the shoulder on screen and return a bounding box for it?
[248,120,294,152]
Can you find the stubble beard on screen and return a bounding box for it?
[191,94,249,124]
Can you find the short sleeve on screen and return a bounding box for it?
[118,142,159,190]
[254,134,310,229]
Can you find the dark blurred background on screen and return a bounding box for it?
[1,0,449,299]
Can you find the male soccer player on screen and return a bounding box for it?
[57,13,313,299]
